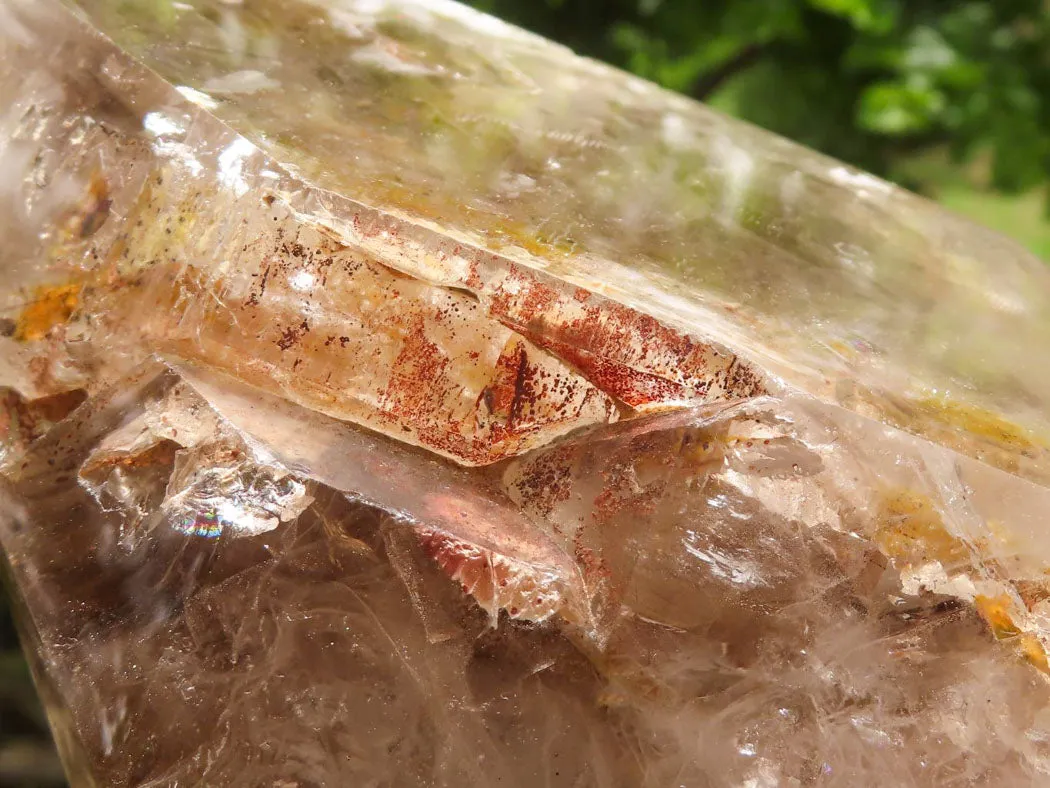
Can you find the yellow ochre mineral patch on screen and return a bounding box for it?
[13,283,81,342]
[874,488,969,568]
[916,394,1045,454]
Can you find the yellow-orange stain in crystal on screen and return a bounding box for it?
[828,339,853,359]
[985,518,1014,548]
[75,171,112,239]
[915,394,1045,454]
[13,283,82,342]
[975,594,1022,640]
[1018,634,1050,674]
[874,488,969,568]
[495,220,577,259]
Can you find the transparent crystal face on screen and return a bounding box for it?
[2,0,1050,785]
[67,0,1050,482]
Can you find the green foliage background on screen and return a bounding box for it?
[470,0,1050,259]
[2,2,1050,785]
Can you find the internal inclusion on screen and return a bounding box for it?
[3,0,1050,785]
[9,360,1050,785]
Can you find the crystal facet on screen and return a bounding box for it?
[3,0,1050,785]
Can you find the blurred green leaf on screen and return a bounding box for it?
[858,80,947,134]
[991,117,1047,193]
[808,0,898,33]
[468,0,1050,242]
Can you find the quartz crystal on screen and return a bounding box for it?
[2,0,1050,785]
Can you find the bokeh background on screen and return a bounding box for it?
[2,0,1049,785]
[472,0,1050,259]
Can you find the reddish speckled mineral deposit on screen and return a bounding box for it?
[4,1,1050,786]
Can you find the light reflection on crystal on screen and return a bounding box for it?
[142,112,184,139]
[174,85,219,110]
[174,509,226,539]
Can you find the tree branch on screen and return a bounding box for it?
[688,43,766,101]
